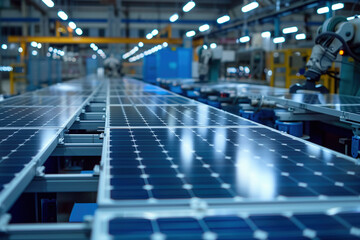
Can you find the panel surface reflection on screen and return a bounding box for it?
[0,106,80,128]
[107,127,360,202]
[109,105,255,127]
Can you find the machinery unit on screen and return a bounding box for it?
[291,16,360,94]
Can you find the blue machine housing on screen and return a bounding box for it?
[275,120,303,137]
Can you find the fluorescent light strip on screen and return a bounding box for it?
[42,0,54,8]
[68,21,76,30]
[170,13,179,22]
[242,1,259,13]
[295,33,306,40]
[217,15,230,24]
[332,3,344,10]
[239,36,250,43]
[261,31,271,38]
[151,29,159,36]
[282,26,298,34]
[75,28,83,35]
[57,10,68,20]
[186,30,196,37]
[199,24,210,32]
[273,37,285,44]
[317,6,329,14]
[210,43,217,49]
[183,1,196,12]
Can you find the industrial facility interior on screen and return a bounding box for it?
[1,0,360,239]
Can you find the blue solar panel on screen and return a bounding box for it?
[109,85,163,92]
[110,90,174,96]
[278,93,360,105]
[319,105,360,115]
[109,105,255,127]
[105,127,360,202]
[0,106,80,128]
[0,129,59,192]
[0,96,88,106]
[106,211,360,239]
[109,96,194,105]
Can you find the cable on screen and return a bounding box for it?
[333,60,360,72]
[315,32,360,62]
[326,71,340,81]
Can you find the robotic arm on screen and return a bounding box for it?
[290,16,360,93]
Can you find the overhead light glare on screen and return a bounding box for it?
[75,28,83,35]
[239,36,250,43]
[199,24,210,32]
[282,26,298,34]
[169,13,179,22]
[217,15,230,24]
[186,30,196,37]
[332,3,344,11]
[242,1,259,13]
[68,21,76,30]
[57,10,68,20]
[261,31,271,38]
[295,33,306,40]
[273,37,285,44]
[152,29,159,36]
[183,1,196,12]
[42,0,54,8]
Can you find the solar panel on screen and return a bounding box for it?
[109,105,255,127]
[0,106,80,128]
[25,89,94,97]
[109,96,196,105]
[110,90,175,96]
[98,127,360,206]
[266,93,360,107]
[0,128,60,211]
[92,209,360,240]
[0,96,88,106]
[109,85,163,91]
